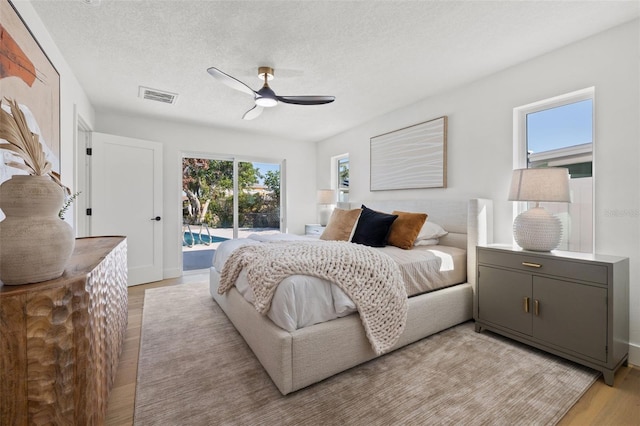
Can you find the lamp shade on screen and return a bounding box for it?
[508,168,571,203]
[317,189,336,205]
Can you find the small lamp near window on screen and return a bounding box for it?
[508,167,571,251]
[317,189,336,226]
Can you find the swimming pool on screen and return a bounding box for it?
[182,232,229,246]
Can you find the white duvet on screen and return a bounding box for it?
[211,233,466,332]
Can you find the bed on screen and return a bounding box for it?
[210,198,493,395]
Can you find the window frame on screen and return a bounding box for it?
[332,153,349,206]
[513,87,595,252]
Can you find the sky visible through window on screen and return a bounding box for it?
[527,99,593,153]
[253,162,280,185]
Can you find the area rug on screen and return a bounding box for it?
[133,281,598,426]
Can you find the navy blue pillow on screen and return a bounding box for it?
[351,205,398,247]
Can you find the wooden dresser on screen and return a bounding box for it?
[1,236,128,425]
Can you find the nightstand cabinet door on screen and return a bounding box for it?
[532,276,607,362]
[477,266,532,335]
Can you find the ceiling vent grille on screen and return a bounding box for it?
[138,86,178,105]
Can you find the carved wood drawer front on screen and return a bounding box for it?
[477,249,608,285]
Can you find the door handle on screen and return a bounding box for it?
[151,216,161,221]
[534,299,540,316]
[523,297,530,313]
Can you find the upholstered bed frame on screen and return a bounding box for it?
[210,198,493,395]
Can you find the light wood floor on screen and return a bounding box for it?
[106,273,640,426]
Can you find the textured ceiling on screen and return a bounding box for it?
[29,0,639,143]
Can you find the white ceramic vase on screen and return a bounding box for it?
[0,175,75,285]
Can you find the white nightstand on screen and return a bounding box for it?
[305,224,325,237]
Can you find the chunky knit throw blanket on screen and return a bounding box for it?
[218,240,408,355]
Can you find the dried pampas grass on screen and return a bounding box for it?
[0,97,68,192]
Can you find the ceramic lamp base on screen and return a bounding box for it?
[513,206,562,252]
[318,205,334,226]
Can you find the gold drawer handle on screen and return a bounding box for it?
[522,262,542,268]
[534,299,540,316]
[523,297,530,313]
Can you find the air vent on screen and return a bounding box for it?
[138,86,178,105]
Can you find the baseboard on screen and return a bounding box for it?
[629,341,640,367]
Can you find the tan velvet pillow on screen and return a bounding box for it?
[320,208,362,241]
[387,210,428,249]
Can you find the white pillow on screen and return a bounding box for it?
[414,238,440,246]
[416,221,448,241]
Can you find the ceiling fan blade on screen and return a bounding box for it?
[207,67,256,97]
[277,95,335,105]
[242,105,263,120]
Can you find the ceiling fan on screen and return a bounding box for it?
[206,66,335,120]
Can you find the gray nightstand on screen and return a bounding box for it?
[305,224,325,237]
[474,244,629,386]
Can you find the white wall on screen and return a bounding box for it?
[316,20,640,364]
[95,110,316,278]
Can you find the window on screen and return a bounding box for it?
[514,88,594,253]
[335,154,349,205]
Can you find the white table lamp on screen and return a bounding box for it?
[508,168,571,251]
[317,189,336,226]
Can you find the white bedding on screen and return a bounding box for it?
[211,233,466,332]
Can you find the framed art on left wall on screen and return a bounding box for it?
[0,0,60,184]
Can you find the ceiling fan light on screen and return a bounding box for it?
[255,97,278,107]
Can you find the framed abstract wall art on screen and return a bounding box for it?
[370,116,447,191]
[0,0,60,183]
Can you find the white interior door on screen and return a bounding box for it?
[90,132,163,285]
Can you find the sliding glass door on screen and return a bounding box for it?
[182,156,282,270]
[238,161,282,236]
